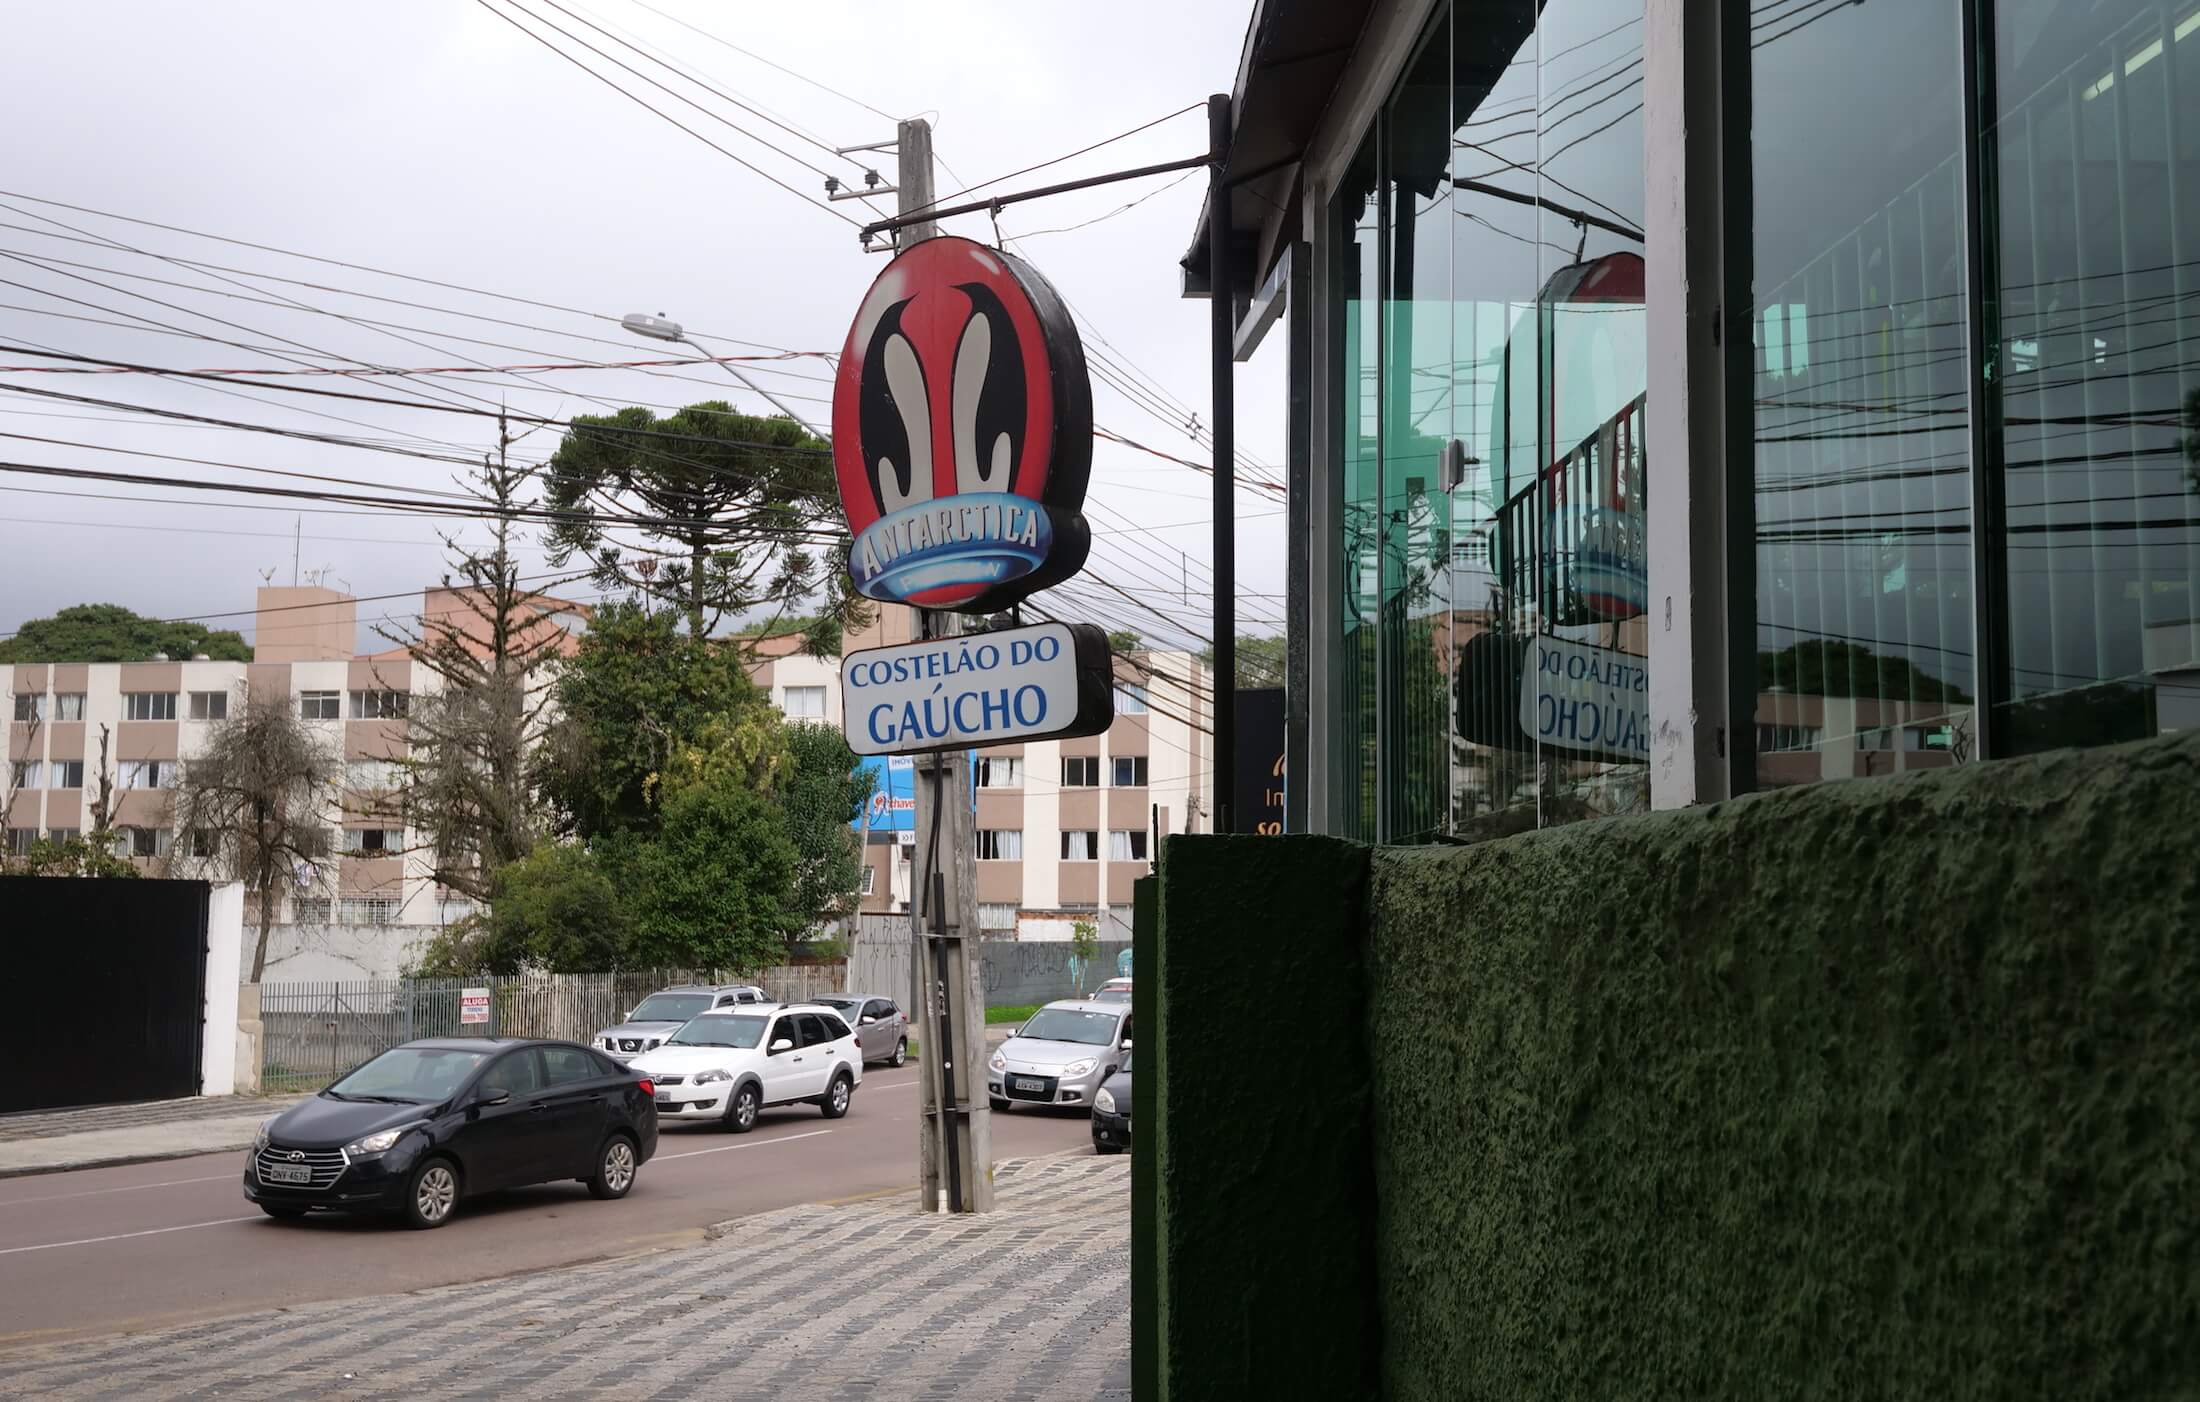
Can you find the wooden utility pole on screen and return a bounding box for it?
[899,116,994,1214]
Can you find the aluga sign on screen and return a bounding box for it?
[842,620,1115,758]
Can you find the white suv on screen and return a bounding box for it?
[630,1004,864,1133]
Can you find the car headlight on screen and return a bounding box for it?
[1061,1059,1097,1079]
[1095,1088,1116,1115]
[600,1038,615,1051]
[253,1117,275,1151]
[646,1038,663,1049]
[693,1068,732,1084]
[988,1051,1007,1073]
[343,1126,412,1157]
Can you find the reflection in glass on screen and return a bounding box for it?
[1989,0,2200,747]
[1751,0,1977,786]
[1338,135,1382,840]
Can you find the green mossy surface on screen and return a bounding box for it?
[1370,732,2200,1399]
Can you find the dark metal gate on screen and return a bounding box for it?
[0,877,208,1112]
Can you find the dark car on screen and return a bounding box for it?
[243,1038,659,1229]
[1091,1048,1132,1155]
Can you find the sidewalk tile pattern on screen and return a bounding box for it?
[0,1095,304,1143]
[0,1153,1130,1401]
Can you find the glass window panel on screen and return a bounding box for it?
[1338,133,1382,841]
[1751,0,1976,787]
[1990,0,2200,748]
[1527,0,1651,821]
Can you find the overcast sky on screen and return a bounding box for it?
[0,0,1285,654]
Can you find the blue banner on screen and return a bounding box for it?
[851,754,975,833]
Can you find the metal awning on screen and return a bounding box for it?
[1181,0,1376,314]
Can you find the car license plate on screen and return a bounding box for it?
[1014,1077,1045,1092]
[263,1163,312,1185]
[655,1093,674,1106]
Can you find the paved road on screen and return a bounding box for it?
[0,1066,1092,1346]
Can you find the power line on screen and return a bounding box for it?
[472,0,864,228]
[622,0,907,127]
[915,102,1204,218]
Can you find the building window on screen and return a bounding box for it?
[1060,830,1098,861]
[1115,684,1149,715]
[1108,830,1149,863]
[780,685,827,720]
[121,760,170,789]
[52,760,83,789]
[976,755,1024,788]
[338,897,400,925]
[349,690,408,720]
[1110,756,1149,787]
[978,902,1018,932]
[129,828,172,858]
[46,827,78,843]
[859,866,876,896]
[12,693,43,722]
[342,827,405,855]
[4,827,33,856]
[188,691,229,721]
[123,692,176,721]
[8,760,39,790]
[345,759,404,791]
[299,692,340,721]
[1061,756,1100,787]
[187,828,219,859]
[294,896,333,924]
[976,828,1023,860]
[53,693,84,721]
[1756,725,1824,755]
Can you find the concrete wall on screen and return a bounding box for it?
[200,882,245,1095]
[1148,730,2200,1399]
[848,917,1132,1008]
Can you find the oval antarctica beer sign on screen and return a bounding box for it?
[831,236,1093,612]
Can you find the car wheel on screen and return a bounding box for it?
[990,1095,1010,1112]
[586,1135,639,1200]
[819,1071,854,1119]
[401,1157,460,1230]
[725,1083,760,1134]
[258,1202,309,1220]
[889,1037,907,1069]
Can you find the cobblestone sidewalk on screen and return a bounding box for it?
[0,1094,301,1144]
[0,1152,1132,1401]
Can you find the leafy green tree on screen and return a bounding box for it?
[2,834,139,879]
[0,604,250,663]
[1201,634,1287,690]
[778,722,870,928]
[1107,629,1144,654]
[536,601,767,836]
[541,401,859,640]
[621,778,802,970]
[409,842,630,976]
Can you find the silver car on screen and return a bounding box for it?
[814,994,909,1067]
[987,1000,1133,1111]
[593,984,768,1063]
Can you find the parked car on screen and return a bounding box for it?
[1091,1047,1133,1155]
[243,1038,658,1230]
[630,1004,864,1133]
[815,993,909,1067]
[1090,978,1133,1004]
[593,984,769,1062]
[987,1000,1132,1112]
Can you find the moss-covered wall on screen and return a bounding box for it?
[1153,835,1377,1400]
[1370,732,2200,1399]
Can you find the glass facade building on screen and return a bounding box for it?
[1217,0,2200,841]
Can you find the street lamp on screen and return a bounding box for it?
[620,312,826,439]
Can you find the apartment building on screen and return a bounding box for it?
[5,585,585,976]
[836,608,1212,936]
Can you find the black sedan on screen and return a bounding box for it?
[244,1038,659,1229]
[1091,1048,1132,1155]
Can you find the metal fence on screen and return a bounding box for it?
[259,964,846,1093]
[848,917,1134,1013]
